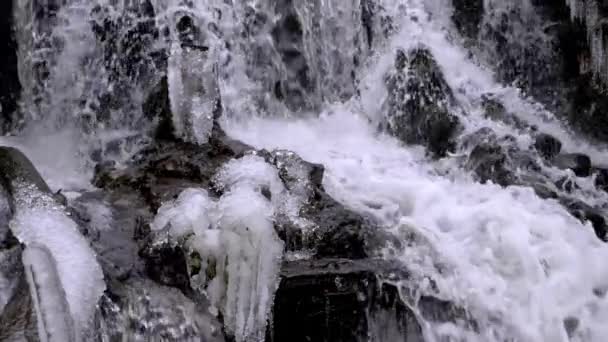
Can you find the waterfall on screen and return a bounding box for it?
[2,0,608,341]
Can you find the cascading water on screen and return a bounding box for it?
[2,0,608,341]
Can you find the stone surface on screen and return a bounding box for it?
[553,153,592,177]
[452,0,484,40]
[385,48,462,157]
[533,133,562,159]
[0,147,52,194]
[98,279,225,342]
[560,199,608,241]
[270,259,425,342]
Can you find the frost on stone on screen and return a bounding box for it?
[151,155,289,342]
[9,183,106,340]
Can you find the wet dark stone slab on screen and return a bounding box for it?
[270,258,425,342]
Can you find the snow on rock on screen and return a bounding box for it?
[9,182,106,340]
[151,155,286,342]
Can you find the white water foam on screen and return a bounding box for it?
[220,2,608,340]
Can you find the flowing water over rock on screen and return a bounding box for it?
[1,0,608,341]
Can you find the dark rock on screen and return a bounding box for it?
[466,141,515,187]
[0,147,52,194]
[593,168,608,192]
[142,76,174,140]
[555,176,578,193]
[452,0,484,39]
[385,48,462,157]
[270,3,314,112]
[270,258,425,342]
[462,128,544,187]
[139,235,192,292]
[99,279,225,341]
[561,199,608,241]
[481,94,528,129]
[553,153,592,177]
[529,182,559,200]
[563,316,580,339]
[267,150,372,259]
[69,191,152,282]
[0,0,21,133]
[0,183,17,249]
[94,127,253,211]
[0,258,38,341]
[533,133,562,159]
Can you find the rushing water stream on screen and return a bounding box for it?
[2,0,608,341]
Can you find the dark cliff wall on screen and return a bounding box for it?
[0,0,21,134]
[453,0,608,143]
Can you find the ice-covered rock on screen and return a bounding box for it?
[151,155,286,342]
[0,146,105,340]
[23,243,76,342]
[10,185,106,340]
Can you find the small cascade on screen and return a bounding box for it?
[3,0,608,341]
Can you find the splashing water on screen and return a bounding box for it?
[6,0,608,341]
[223,1,608,341]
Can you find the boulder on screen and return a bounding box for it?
[561,199,608,241]
[481,94,528,130]
[266,150,373,259]
[553,153,592,177]
[593,167,608,192]
[533,133,562,159]
[466,142,515,186]
[0,147,52,194]
[385,48,462,157]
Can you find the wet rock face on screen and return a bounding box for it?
[481,95,528,130]
[266,150,372,259]
[271,2,313,112]
[0,147,52,195]
[142,76,174,140]
[466,141,515,187]
[99,280,225,342]
[561,199,608,241]
[553,153,592,177]
[0,0,21,133]
[452,0,484,39]
[385,48,462,157]
[271,259,425,342]
[461,128,541,187]
[534,133,562,160]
